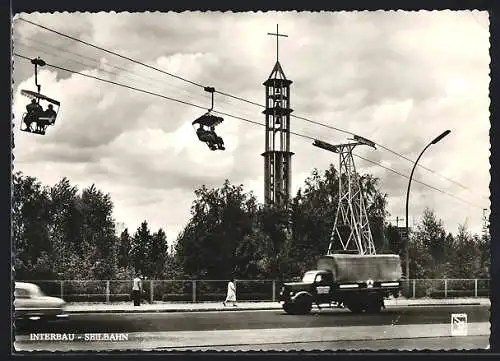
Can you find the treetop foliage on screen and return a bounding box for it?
[13,167,489,281]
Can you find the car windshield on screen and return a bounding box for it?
[15,288,30,298]
[302,272,318,284]
[31,286,43,296]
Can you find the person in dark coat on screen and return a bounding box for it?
[24,99,40,131]
[43,104,57,124]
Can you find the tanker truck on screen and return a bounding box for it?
[278,252,403,314]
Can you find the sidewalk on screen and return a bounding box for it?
[64,297,490,314]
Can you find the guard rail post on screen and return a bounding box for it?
[272,280,276,302]
[192,280,196,303]
[60,280,64,300]
[444,279,448,298]
[474,279,478,298]
[412,279,416,298]
[150,280,154,303]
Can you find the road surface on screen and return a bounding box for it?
[14,304,490,351]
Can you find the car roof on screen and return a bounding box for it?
[15,282,41,292]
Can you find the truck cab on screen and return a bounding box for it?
[279,270,335,314]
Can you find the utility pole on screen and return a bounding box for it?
[387,216,405,228]
[482,208,489,238]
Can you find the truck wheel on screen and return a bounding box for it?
[346,301,364,313]
[365,299,383,314]
[283,303,296,315]
[295,298,312,315]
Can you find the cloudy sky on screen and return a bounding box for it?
[12,11,490,243]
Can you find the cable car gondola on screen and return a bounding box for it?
[192,86,225,151]
[19,57,61,136]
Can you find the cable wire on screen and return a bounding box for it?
[14,53,208,111]
[17,17,205,89]
[13,52,485,210]
[354,154,482,208]
[16,16,485,199]
[15,41,211,107]
[17,36,262,120]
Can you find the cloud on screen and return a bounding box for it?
[12,10,490,238]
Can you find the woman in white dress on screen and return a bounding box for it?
[223,278,237,307]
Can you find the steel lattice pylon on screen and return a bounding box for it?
[313,136,377,255]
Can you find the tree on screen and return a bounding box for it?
[450,222,482,279]
[290,166,338,268]
[14,173,121,280]
[80,184,118,279]
[287,164,388,277]
[256,204,293,278]
[478,211,491,279]
[175,180,259,279]
[47,177,85,279]
[409,208,460,279]
[13,172,52,280]
[360,174,390,252]
[118,228,132,269]
[385,224,403,255]
[233,227,269,279]
[149,228,169,278]
[130,221,153,276]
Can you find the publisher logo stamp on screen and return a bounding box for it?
[451,313,467,336]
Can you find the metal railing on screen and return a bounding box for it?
[16,279,490,303]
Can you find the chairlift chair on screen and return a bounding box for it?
[20,89,61,135]
[19,57,61,136]
[192,86,225,151]
[191,112,224,129]
[192,113,225,151]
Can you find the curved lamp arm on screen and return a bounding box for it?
[404,130,450,281]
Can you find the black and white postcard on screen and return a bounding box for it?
[11,9,492,352]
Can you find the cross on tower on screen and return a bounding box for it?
[267,24,288,62]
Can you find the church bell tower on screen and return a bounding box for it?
[262,24,294,208]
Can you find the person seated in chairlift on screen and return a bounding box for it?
[196,125,207,141]
[35,111,48,133]
[207,125,217,139]
[208,126,225,150]
[26,98,38,114]
[201,126,216,150]
[195,125,216,150]
[35,105,54,133]
[213,128,225,150]
[24,99,41,130]
[43,104,57,124]
[196,125,215,142]
[216,136,225,150]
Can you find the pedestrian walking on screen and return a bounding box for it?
[380,298,386,310]
[223,277,237,307]
[132,274,142,306]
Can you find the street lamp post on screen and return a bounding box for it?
[404,130,451,295]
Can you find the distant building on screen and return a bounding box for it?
[395,226,412,239]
